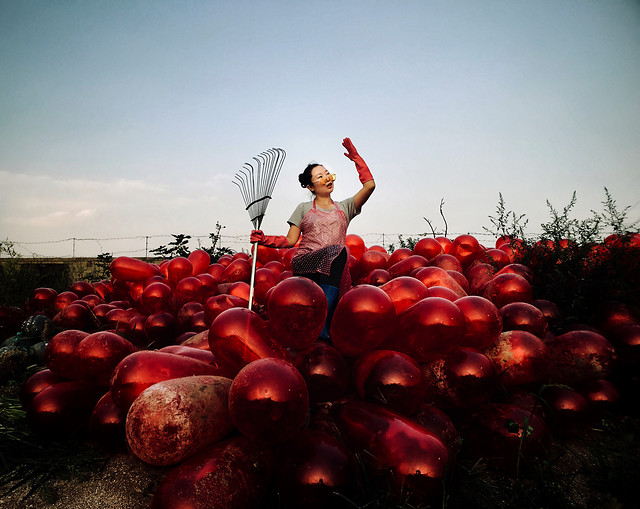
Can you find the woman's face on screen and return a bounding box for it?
[308,165,335,194]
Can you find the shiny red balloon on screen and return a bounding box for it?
[275,429,358,509]
[19,368,67,408]
[167,257,194,287]
[429,253,463,273]
[75,331,137,387]
[173,276,204,307]
[176,301,204,332]
[578,378,621,411]
[188,249,211,276]
[203,294,248,324]
[387,247,413,267]
[396,296,465,363]
[422,347,498,408]
[484,330,550,387]
[412,404,460,459]
[25,380,104,438]
[358,249,389,275]
[330,285,396,358]
[380,276,430,315]
[44,329,89,379]
[414,266,467,298]
[208,307,290,375]
[482,273,533,308]
[150,436,273,509]
[219,258,251,284]
[144,311,178,347]
[540,385,591,436]
[69,280,94,298]
[27,287,58,315]
[500,301,548,338]
[354,349,426,415]
[455,295,503,350]
[53,291,79,312]
[293,341,350,405]
[110,256,160,283]
[388,254,429,278]
[110,350,229,411]
[360,268,391,286]
[140,281,173,314]
[267,276,328,349]
[413,237,444,260]
[53,302,95,331]
[465,262,497,295]
[345,234,366,261]
[546,330,617,384]
[334,400,449,499]
[448,234,481,269]
[229,358,309,443]
[89,391,127,450]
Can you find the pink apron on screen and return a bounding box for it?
[291,200,351,296]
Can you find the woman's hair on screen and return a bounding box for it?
[298,163,322,188]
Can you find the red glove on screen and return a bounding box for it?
[250,230,289,248]
[343,137,373,184]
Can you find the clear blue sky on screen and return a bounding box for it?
[1,1,639,257]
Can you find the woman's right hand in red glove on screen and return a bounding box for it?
[250,230,289,248]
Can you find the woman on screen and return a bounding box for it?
[250,137,376,339]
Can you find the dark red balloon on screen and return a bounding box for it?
[275,429,358,509]
[414,266,467,298]
[53,302,95,331]
[500,301,548,338]
[19,368,67,408]
[44,329,89,379]
[388,254,429,278]
[293,341,350,405]
[380,276,430,315]
[53,291,79,312]
[412,404,460,460]
[89,391,127,450]
[268,277,328,349]
[173,276,204,307]
[455,295,503,350]
[203,294,248,325]
[334,400,449,500]
[110,256,160,283]
[465,262,497,295]
[208,307,290,374]
[229,358,309,443]
[167,257,194,287]
[354,349,426,415]
[69,281,95,298]
[387,247,413,267]
[188,249,211,276]
[330,285,396,358]
[219,258,251,284]
[429,253,463,273]
[28,287,58,315]
[540,385,591,436]
[448,234,481,269]
[358,249,389,275]
[75,331,137,387]
[482,273,533,308]
[144,312,178,347]
[484,330,550,387]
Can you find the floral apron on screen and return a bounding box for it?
[291,200,351,297]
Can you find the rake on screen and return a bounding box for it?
[233,147,286,311]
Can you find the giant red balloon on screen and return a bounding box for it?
[140,281,173,314]
[229,358,309,443]
[455,295,503,350]
[44,329,89,379]
[110,256,160,283]
[188,249,211,276]
[167,257,194,287]
[293,341,350,405]
[482,273,533,308]
[330,285,396,358]
[267,277,328,349]
[500,301,548,338]
[75,331,137,387]
[380,276,430,315]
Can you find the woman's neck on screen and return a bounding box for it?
[314,195,333,209]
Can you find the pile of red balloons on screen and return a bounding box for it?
[19,232,636,507]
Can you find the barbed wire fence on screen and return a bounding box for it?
[2,231,515,259]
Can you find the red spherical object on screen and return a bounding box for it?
[44,329,89,380]
[19,369,67,408]
[252,267,279,307]
[293,341,350,405]
[167,257,194,287]
[422,347,498,409]
[150,436,273,509]
[177,302,204,332]
[358,249,389,275]
[495,263,534,283]
[606,323,640,368]
[540,385,591,436]
[188,249,211,276]
[353,349,426,415]
[330,285,396,358]
[219,258,251,284]
[53,291,79,312]
[345,234,366,261]
[360,268,391,286]
[388,254,429,278]
[546,330,617,384]
[482,273,533,308]
[484,330,550,387]
[484,248,511,269]
[267,277,328,349]
[396,297,466,363]
[531,299,563,332]
[69,281,94,298]
[25,381,104,438]
[455,295,503,350]
[28,287,58,315]
[89,391,127,450]
[203,294,248,324]
[75,331,137,387]
[229,358,309,443]
[173,276,204,306]
[140,282,173,314]
[427,286,459,302]
[53,302,95,331]
[578,379,621,411]
[387,247,413,267]
[275,429,358,509]
[334,400,449,500]
[414,266,467,298]
[465,263,497,295]
[144,312,178,347]
[413,237,444,260]
[500,301,548,338]
[448,234,481,269]
[412,404,460,459]
[380,276,430,315]
[208,307,290,375]
[429,253,463,273]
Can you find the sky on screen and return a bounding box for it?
[1,0,639,258]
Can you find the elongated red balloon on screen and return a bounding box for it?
[110,256,160,283]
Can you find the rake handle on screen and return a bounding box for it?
[248,241,259,311]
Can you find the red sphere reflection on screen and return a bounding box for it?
[293,341,350,405]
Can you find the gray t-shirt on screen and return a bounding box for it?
[287,197,359,227]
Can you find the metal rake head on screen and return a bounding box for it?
[233,148,286,230]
